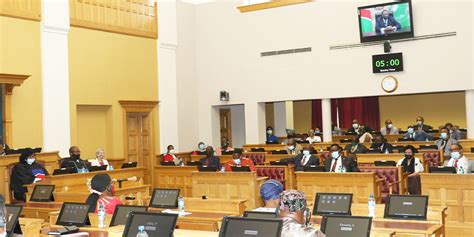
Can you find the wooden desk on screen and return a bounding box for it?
[0,152,60,202]
[191,172,266,210]
[296,172,383,204]
[420,173,474,236]
[154,165,195,197]
[106,158,126,169]
[356,153,430,170]
[22,202,63,221]
[19,217,44,237]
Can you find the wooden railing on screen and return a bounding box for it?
[0,0,41,21]
[69,0,158,38]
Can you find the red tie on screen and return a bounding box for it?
[454,159,458,169]
[331,159,338,172]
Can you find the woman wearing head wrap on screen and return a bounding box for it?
[253,179,284,212]
[85,173,123,214]
[10,149,49,201]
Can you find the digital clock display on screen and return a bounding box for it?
[372,52,403,73]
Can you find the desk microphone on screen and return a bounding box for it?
[112,176,139,188]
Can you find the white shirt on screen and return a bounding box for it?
[397,157,424,173]
[88,158,109,167]
[446,156,470,174]
[301,155,312,166]
[306,136,321,143]
[329,157,343,172]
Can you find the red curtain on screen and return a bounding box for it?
[312,97,381,131]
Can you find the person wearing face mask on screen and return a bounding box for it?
[60,146,90,171]
[285,138,303,155]
[370,134,394,153]
[435,127,458,159]
[10,149,49,201]
[294,146,320,171]
[446,144,470,174]
[344,135,368,154]
[305,130,321,144]
[266,126,279,144]
[444,123,464,140]
[89,148,110,167]
[380,119,399,135]
[397,145,423,194]
[414,116,433,132]
[279,190,325,237]
[199,146,221,169]
[192,142,207,155]
[325,144,359,172]
[347,119,373,135]
[162,145,183,166]
[224,149,255,172]
[85,173,123,214]
[403,125,433,141]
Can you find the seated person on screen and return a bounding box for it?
[85,173,123,214]
[215,138,234,155]
[199,146,220,169]
[162,145,183,165]
[325,144,359,172]
[279,190,325,237]
[254,179,284,212]
[61,146,90,171]
[344,135,368,154]
[332,122,342,136]
[294,146,320,171]
[370,134,394,153]
[435,127,458,159]
[403,125,433,141]
[224,149,256,172]
[305,130,321,143]
[445,123,463,140]
[191,142,207,155]
[414,116,433,132]
[380,119,399,135]
[446,144,470,174]
[397,145,424,173]
[266,126,279,143]
[286,138,303,155]
[313,127,322,135]
[346,119,373,135]
[88,148,109,167]
[375,10,401,35]
[10,149,49,201]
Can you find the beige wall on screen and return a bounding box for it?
[76,105,113,159]
[379,92,466,130]
[68,27,158,159]
[293,100,312,134]
[0,16,43,148]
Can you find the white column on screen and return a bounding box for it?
[273,102,287,137]
[321,98,332,142]
[285,101,294,131]
[245,102,266,144]
[466,90,474,139]
[41,0,71,157]
[158,0,179,153]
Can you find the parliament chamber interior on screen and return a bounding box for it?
[0,0,473,236]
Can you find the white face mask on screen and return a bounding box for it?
[233,159,241,165]
[407,128,414,134]
[303,150,310,156]
[331,151,339,159]
[440,133,448,139]
[288,145,295,150]
[169,149,175,155]
[267,130,273,135]
[417,121,423,125]
[198,144,205,150]
[26,158,35,165]
[352,123,359,129]
[387,124,393,128]
[451,152,461,160]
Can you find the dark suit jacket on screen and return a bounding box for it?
[294,154,320,171]
[324,157,360,172]
[60,157,90,170]
[347,125,373,135]
[344,143,368,154]
[375,16,401,34]
[370,142,394,153]
[200,156,221,168]
[403,130,433,141]
[414,124,433,132]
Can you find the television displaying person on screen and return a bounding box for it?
[376,10,401,35]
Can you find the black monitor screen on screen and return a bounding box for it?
[384,195,428,220]
[110,205,148,226]
[321,215,372,237]
[243,211,278,219]
[123,212,177,237]
[56,203,90,227]
[149,189,180,208]
[219,216,282,237]
[30,185,55,202]
[5,204,23,235]
[314,193,353,216]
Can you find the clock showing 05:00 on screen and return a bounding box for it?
[372,52,403,73]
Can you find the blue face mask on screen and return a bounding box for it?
[303,150,310,156]
[198,144,205,150]
[440,133,448,139]
[233,159,241,165]
[407,128,414,134]
[331,151,340,159]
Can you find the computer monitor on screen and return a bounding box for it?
[89,165,108,172]
[266,141,279,145]
[123,212,178,237]
[160,161,176,166]
[314,193,353,216]
[374,160,397,167]
[219,216,283,237]
[197,166,218,172]
[271,150,288,155]
[419,145,438,150]
[222,151,234,155]
[110,205,148,226]
[5,204,23,237]
[398,138,414,142]
[149,188,180,208]
[251,148,265,152]
[52,167,77,176]
[428,166,457,174]
[243,211,278,219]
[196,151,207,155]
[56,202,90,227]
[30,184,55,202]
[384,195,429,220]
[187,161,201,166]
[230,166,251,172]
[321,215,372,237]
[121,162,138,169]
[269,161,288,166]
[303,166,326,172]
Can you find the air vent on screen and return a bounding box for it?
[260,47,311,57]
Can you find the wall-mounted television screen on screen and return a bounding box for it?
[358,1,414,42]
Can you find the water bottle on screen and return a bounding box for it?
[459,167,465,174]
[97,204,106,228]
[136,226,149,237]
[108,165,114,171]
[368,194,376,217]
[221,166,225,172]
[341,165,347,173]
[337,165,343,173]
[178,196,185,216]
